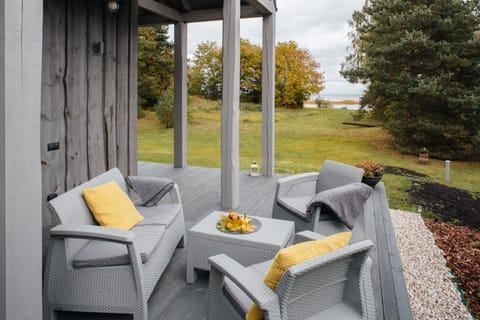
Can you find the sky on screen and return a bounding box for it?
[169,0,366,99]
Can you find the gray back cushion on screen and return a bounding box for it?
[48,168,127,226]
[315,160,364,193]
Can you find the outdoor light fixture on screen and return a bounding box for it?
[106,0,120,13]
[250,161,260,177]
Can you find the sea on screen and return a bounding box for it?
[304,93,361,110]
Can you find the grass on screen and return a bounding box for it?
[138,97,480,211]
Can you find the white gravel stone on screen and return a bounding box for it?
[390,209,473,320]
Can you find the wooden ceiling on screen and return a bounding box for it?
[138,0,277,25]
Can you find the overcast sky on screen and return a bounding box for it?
[170,0,366,99]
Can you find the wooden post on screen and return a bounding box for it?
[0,0,43,317]
[262,12,275,176]
[221,0,240,209]
[174,21,188,168]
[128,0,139,175]
[116,2,130,175]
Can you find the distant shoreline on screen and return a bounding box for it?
[305,99,359,105]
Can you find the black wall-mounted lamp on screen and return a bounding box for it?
[106,0,121,13]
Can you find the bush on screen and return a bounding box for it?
[155,88,174,128]
[155,89,195,128]
[240,102,261,112]
[315,99,332,108]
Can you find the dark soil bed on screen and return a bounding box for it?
[409,182,479,230]
[383,165,429,178]
[424,219,480,319]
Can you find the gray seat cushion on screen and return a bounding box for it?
[224,259,273,314]
[73,224,166,268]
[137,203,182,228]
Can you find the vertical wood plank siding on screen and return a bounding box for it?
[87,0,107,178]
[104,10,118,169]
[41,0,138,245]
[65,0,89,189]
[41,0,66,245]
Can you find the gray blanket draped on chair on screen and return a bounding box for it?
[125,176,174,207]
[306,182,372,229]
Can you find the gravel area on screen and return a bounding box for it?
[390,209,473,320]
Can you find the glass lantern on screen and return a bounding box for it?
[250,161,260,177]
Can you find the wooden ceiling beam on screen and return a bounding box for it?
[180,0,192,11]
[181,5,260,23]
[243,0,275,15]
[138,0,182,21]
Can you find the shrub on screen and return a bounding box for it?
[155,88,174,128]
[155,88,194,128]
[315,99,332,108]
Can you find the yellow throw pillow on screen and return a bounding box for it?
[83,180,144,230]
[246,232,352,320]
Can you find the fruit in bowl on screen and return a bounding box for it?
[217,211,257,233]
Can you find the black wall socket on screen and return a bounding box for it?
[47,142,60,151]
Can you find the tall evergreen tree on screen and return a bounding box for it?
[342,0,480,159]
[138,25,174,109]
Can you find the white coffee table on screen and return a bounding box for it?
[186,211,295,283]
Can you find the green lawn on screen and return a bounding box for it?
[138,99,480,211]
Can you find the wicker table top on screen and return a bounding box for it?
[189,210,294,249]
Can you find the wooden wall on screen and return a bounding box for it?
[41,0,138,252]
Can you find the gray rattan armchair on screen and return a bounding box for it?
[272,160,364,233]
[207,232,375,320]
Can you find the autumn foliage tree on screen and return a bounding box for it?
[342,0,480,159]
[275,41,323,107]
[188,39,323,107]
[137,26,173,109]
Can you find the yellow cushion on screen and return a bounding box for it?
[83,180,144,230]
[246,232,352,320]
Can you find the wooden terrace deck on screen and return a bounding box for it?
[59,161,413,320]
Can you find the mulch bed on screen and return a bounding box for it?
[424,219,480,319]
[384,166,480,317]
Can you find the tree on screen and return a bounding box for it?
[239,39,262,102]
[138,26,174,109]
[154,87,174,128]
[188,39,323,107]
[188,41,223,100]
[342,0,480,159]
[188,39,263,102]
[275,41,323,108]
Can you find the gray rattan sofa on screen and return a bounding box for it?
[207,231,375,320]
[43,168,185,320]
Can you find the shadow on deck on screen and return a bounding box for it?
[58,161,412,320]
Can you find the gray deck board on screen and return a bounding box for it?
[58,162,412,320]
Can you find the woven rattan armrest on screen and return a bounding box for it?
[50,224,136,243]
[208,254,280,316]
